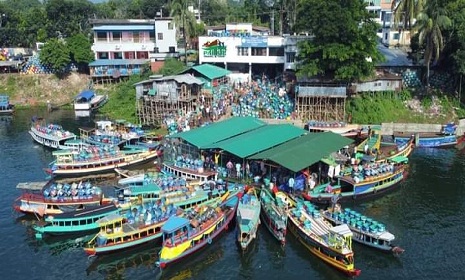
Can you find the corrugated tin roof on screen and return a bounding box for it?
[155,74,204,85]
[89,59,149,67]
[184,63,231,80]
[93,25,154,31]
[202,124,306,158]
[248,132,353,172]
[168,117,266,147]
[297,86,347,97]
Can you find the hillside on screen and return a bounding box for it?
[0,73,91,107]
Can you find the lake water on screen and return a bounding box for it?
[1,109,465,280]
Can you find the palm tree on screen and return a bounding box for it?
[414,0,451,87]
[170,0,197,64]
[391,0,424,30]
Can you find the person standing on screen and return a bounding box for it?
[235,162,242,178]
[226,160,233,177]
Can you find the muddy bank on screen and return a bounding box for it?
[0,73,92,107]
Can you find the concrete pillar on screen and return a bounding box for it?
[224,62,227,70]
[249,62,252,80]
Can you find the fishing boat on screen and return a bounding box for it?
[303,155,409,205]
[156,194,239,269]
[321,204,404,254]
[0,94,14,114]
[32,203,120,239]
[46,144,160,178]
[237,187,261,250]
[393,123,462,148]
[13,180,109,217]
[287,199,361,277]
[84,190,231,256]
[29,116,76,149]
[74,90,108,112]
[259,188,288,245]
[162,163,218,183]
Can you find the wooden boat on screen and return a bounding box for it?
[13,180,109,217]
[303,155,409,205]
[321,204,404,254]
[0,94,14,114]
[29,117,76,149]
[259,188,288,245]
[46,144,160,178]
[237,187,261,250]
[84,190,231,256]
[32,203,120,239]
[393,123,461,148]
[287,199,361,277]
[156,194,239,269]
[162,163,218,183]
[305,121,369,140]
[74,90,108,111]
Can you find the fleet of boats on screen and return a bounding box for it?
[17,116,465,277]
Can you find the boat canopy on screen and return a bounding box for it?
[161,216,190,233]
[96,213,124,226]
[329,224,352,237]
[390,155,409,164]
[75,90,95,101]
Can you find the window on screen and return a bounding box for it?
[98,52,109,59]
[168,22,173,30]
[96,31,107,41]
[113,52,123,59]
[286,52,296,63]
[133,32,140,43]
[251,47,266,56]
[268,47,284,56]
[393,33,400,40]
[384,33,388,40]
[158,33,163,40]
[237,47,248,56]
[112,31,122,41]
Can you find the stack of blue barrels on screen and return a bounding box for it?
[21,54,54,74]
[333,208,386,234]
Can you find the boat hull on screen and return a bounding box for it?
[395,135,457,148]
[85,232,163,256]
[260,208,286,246]
[29,128,76,149]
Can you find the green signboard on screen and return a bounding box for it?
[202,39,226,57]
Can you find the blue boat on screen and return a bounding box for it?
[393,123,461,148]
[0,94,14,115]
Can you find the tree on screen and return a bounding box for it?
[170,0,196,64]
[295,0,383,82]
[39,38,71,76]
[67,34,94,73]
[392,0,424,31]
[158,58,187,76]
[414,0,451,86]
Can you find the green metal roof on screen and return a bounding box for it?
[249,132,354,172]
[188,63,231,80]
[202,124,306,158]
[168,117,266,147]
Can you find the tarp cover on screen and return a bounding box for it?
[76,90,95,101]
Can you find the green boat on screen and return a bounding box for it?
[33,203,120,239]
[237,187,261,250]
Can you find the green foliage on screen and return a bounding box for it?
[157,58,188,76]
[295,0,383,82]
[39,38,71,76]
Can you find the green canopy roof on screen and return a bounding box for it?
[168,117,266,147]
[202,124,306,158]
[249,132,354,172]
[184,63,231,80]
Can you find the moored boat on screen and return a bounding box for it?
[32,203,120,239]
[287,199,361,277]
[46,144,160,178]
[305,121,369,141]
[303,155,409,205]
[156,194,239,269]
[259,187,288,245]
[0,94,15,114]
[14,180,109,216]
[29,117,76,149]
[74,90,108,112]
[237,187,261,250]
[393,123,461,148]
[321,204,404,254]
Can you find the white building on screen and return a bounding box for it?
[89,18,177,74]
[198,23,309,80]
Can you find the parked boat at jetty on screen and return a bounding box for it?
[393,123,462,148]
[74,90,108,112]
[14,180,109,216]
[259,188,288,245]
[321,204,404,254]
[305,121,369,140]
[46,144,160,178]
[32,203,120,239]
[29,117,76,149]
[237,187,261,250]
[287,199,361,277]
[303,155,409,205]
[0,94,14,114]
[156,194,239,269]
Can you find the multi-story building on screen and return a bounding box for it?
[198,23,309,80]
[89,18,178,83]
